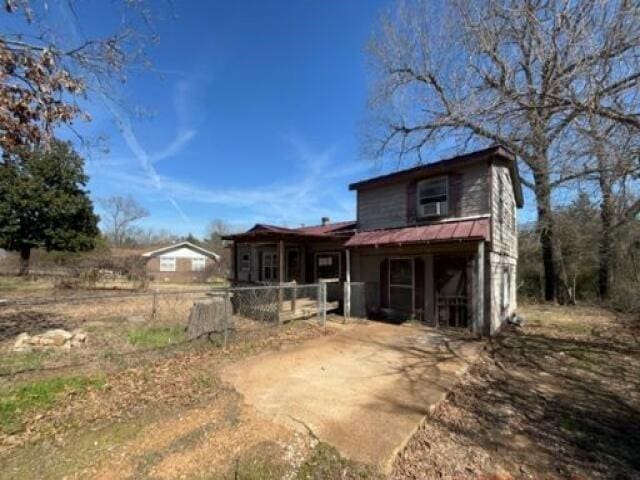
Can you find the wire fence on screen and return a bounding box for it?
[0,283,331,378]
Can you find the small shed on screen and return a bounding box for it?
[142,241,220,283]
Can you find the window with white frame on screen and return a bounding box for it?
[417,177,448,218]
[262,252,278,281]
[159,256,176,272]
[191,257,206,272]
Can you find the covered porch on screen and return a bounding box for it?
[344,218,489,334]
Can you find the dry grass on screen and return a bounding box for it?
[393,304,640,479]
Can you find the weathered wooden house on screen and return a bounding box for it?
[225,146,523,335]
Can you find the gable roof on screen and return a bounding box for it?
[141,241,221,260]
[224,221,356,242]
[349,145,524,208]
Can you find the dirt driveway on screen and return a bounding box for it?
[221,321,481,473]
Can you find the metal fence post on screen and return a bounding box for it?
[322,282,327,329]
[317,283,322,324]
[223,290,229,348]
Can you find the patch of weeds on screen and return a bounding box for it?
[126,325,185,348]
[231,456,288,480]
[217,441,289,480]
[0,276,49,292]
[0,415,146,480]
[554,321,593,335]
[568,349,604,373]
[296,442,383,480]
[192,371,219,391]
[0,350,50,375]
[0,375,105,434]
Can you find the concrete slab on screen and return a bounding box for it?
[220,321,482,473]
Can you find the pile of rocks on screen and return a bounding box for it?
[13,329,87,352]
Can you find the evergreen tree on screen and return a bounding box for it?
[0,141,99,274]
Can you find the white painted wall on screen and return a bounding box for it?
[158,247,207,260]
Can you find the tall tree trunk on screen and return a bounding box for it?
[598,167,615,299]
[19,246,31,276]
[533,168,557,301]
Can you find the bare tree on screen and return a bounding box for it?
[205,219,231,251]
[569,121,640,298]
[99,195,149,247]
[1,1,156,154]
[367,0,640,301]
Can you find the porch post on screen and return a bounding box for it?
[472,241,485,335]
[278,240,285,311]
[230,242,237,282]
[345,249,351,320]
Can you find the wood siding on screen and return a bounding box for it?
[489,164,518,258]
[356,161,490,231]
[357,182,409,230]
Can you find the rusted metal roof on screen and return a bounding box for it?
[223,220,357,241]
[344,218,489,248]
[295,221,356,235]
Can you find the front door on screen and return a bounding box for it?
[285,248,301,282]
[389,258,414,312]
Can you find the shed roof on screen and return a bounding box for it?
[344,217,489,248]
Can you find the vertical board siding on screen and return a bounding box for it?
[489,164,518,258]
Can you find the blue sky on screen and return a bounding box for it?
[6,1,537,236]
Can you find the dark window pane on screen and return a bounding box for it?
[390,259,413,285]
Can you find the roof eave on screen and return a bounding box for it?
[349,145,515,191]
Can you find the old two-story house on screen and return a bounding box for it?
[224,145,523,335]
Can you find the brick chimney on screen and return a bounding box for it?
[321,217,330,226]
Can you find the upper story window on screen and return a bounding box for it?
[417,177,448,218]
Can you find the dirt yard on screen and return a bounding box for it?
[393,304,640,480]
[1,289,639,479]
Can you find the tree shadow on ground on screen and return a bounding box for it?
[394,317,640,479]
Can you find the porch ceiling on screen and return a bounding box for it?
[345,217,489,248]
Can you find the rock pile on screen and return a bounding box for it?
[13,329,87,352]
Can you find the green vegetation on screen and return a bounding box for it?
[0,276,51,293]
[296,442,383,480]
[227,455,287,480]
[0,351,50,376]
[126,326,186,348]
[0,141,99,275]
[0,376,104,434]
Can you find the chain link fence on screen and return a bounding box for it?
[0,283,329,378]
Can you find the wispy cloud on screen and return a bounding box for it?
[151,128,197,164]
[99,98,192,222]
[99,133,368,229]
[58,1,197,223]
